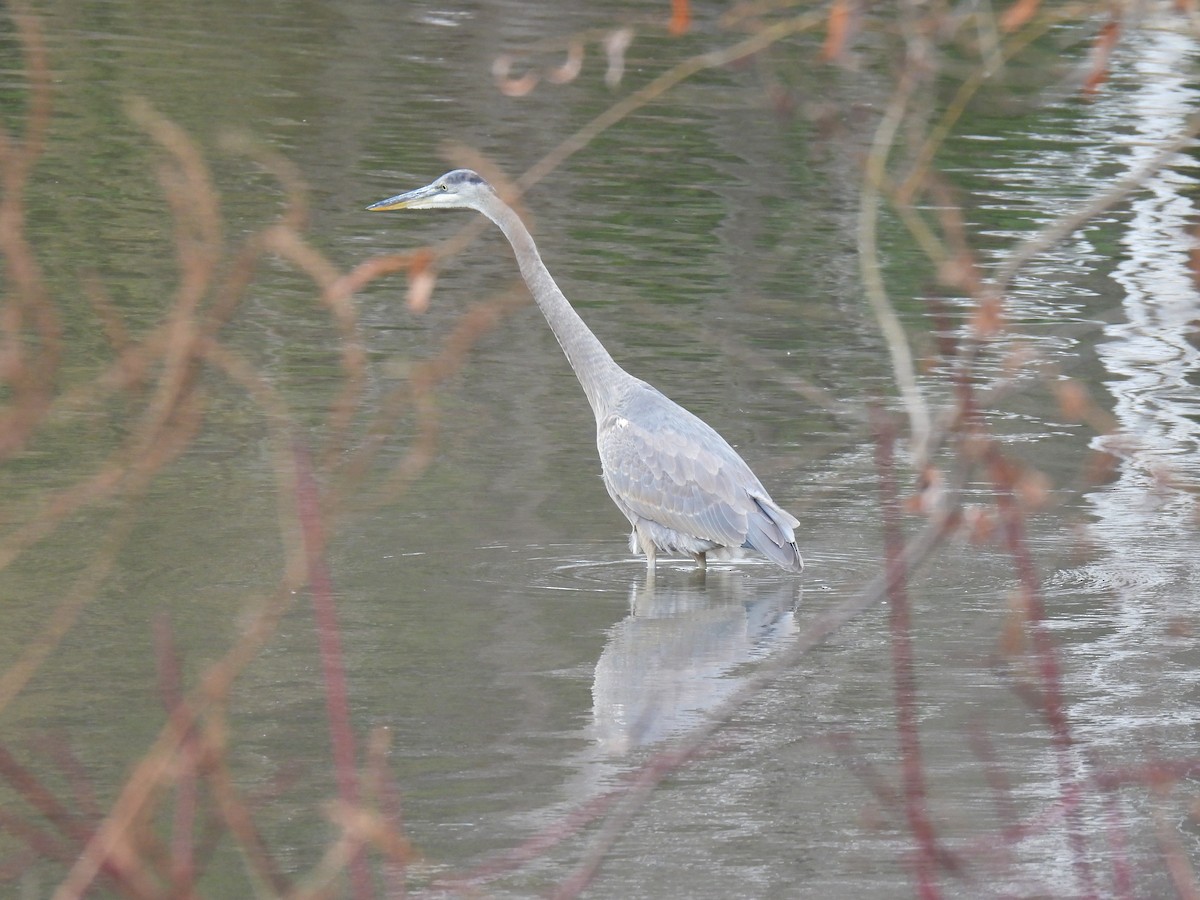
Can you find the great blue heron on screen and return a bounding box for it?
[368,169,803,574]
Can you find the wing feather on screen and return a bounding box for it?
[596,390,799,569]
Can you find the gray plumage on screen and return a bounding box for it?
[368,169,803,574]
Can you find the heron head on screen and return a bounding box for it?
[366,169,494,212]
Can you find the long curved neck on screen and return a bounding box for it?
[478,193,629,419]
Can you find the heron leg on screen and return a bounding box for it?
[692,551,707,571]
[632,525,656,572]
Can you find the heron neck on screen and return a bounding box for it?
[483,196,628,418]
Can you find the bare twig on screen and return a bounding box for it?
[860,66,931,463]
[874,413,940,897]
[291,441,374,900]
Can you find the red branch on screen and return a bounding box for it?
[874,415,940,898]
[987,447,1095,897]
[152,616,199,892]
[291,440,373,900]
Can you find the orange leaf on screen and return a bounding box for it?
[547,41,584,85]
[406,250,437,314]
[999,589,1031,658]
[1054,379,1090,421]
[492,55,538,97]
[1000,0,1040,32]
[669,0,691,36]
[1082,19,1120,97]
[1015,469,1051,509]
[963,505,997,545]
[971,293,1005,339]
[1189,223,1200,289]
[821,0,854,63]
[1082,448,1118,485]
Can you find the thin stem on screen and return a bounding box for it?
[860,67,931,464]
[875,414,940,898]
[291,441,373,900]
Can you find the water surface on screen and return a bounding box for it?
[2,2,1199,896]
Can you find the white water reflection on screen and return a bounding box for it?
[1078,21,1200,705]
[589,572,801,755]
[540,570,803,826]
[1031,18,1200,893]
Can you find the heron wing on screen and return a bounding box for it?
[598,412,747,548]
[597,397,798,566]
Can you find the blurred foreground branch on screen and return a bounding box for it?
[2,2,1198,898]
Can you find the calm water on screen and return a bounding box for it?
[3,2,1199,897]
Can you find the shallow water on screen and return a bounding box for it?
[2,2,1199,896]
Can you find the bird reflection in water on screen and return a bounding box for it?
[589,569,801,755]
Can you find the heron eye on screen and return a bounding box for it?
[438,183,448,191]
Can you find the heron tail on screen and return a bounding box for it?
[745,494,804,573]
